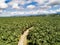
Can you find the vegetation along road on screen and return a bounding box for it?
[0,15,60,45]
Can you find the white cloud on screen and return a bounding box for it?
[0,0,8,8]
[35,0,47,4]
[47,0,60,5]
[40,5,51,10]
[27,5,36,9]
[0,0,5,3]
[0,3,8,8]
[54,5,59,7]
[49,10,57,13]
[8,0,26,5]
[0,10,3,13]
[12,3,19,9]
[56,8,60,12]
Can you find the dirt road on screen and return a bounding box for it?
[18,27,33,45]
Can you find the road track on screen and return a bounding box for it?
[18,27,34,45]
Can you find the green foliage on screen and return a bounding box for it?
[0,16,60,45]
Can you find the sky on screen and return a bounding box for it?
[0,0,60,17]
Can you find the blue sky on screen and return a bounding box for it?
[0,0,60,17]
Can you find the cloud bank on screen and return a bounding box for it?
[0,0,60,17]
